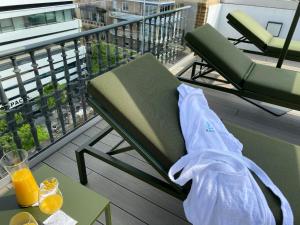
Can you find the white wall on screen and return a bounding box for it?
[206,4,222,28]
[207,2,299,51]
[221,0,297,10]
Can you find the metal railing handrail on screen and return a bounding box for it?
[0,6,191,60]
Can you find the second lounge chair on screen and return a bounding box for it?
[180,23,300,113]
[227,10,300,61]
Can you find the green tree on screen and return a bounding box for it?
[43,83,67,109]
[0,111,49,152]
[0,133,16,152]
[18,124,49,151]
[91,42,133,73]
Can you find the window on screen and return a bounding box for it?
[64,9,73,21]
[46,12,56,24]
[0,18,14,32]
[160,5,171,12]
[266,22,283,37]
[100,14,105,23]
[25,13,46,27]
[122,2,129,12]
[145,5,157,16]
[0,10,73,33]
[12,17,25,30]
[56,11,65,22]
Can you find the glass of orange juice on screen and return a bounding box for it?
[39,177,63,215]
[9,212,38,225]
[0,149,39,207]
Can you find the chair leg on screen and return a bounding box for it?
[76,150,88,185]
[191,62,197,79]
[105,204,112,225]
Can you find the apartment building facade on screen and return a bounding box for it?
[0,0,85,109]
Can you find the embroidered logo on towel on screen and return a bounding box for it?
[205,122,215,133]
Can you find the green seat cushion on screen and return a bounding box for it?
[243,64,300,105]
[227,10,273,50]
[88,53,186,172]
[268,37,300,58]
[185,24,254,86]
[227,123,300,224]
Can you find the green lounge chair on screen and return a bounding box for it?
[227,10,300,61]
[75,53,299,224]
[180,23,300,114]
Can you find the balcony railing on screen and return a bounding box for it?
[0,6,191,178]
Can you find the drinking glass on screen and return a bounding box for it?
[0,149,39,207]
[39,177,63,215]
[9,212,38,225]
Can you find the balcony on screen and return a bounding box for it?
[0,2,300,225]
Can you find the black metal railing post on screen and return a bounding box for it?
[61,43,77,127]
[96,33,104,73]
[129,23,134,58]
[46,48,67,135]
[122,25,127,61]
[152,17,157,55]
[114,27,119,66]
[105,30,111,70]
[74,39,88,121]
[157,16,162,59]
[276,1,300,68]
[30,51,54,142]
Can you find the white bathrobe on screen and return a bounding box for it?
[168,84,293,225]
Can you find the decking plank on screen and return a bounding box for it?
[59,141,185,219]
[43,151,92,181]
[87,172,189,225]
[97,204,147,225]
[84,126,103,138]
[85,154,185,219]
[100,133,123,147]
[71,133,92,146]
[95,120,110,130]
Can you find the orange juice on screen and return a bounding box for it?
[11,168,39,207]
[9,212,38,225]
[39,194,63,214]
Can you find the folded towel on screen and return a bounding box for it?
[43,210,77,225]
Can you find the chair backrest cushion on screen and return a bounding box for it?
[227,10,273,49]
[88,54,186,173]
[185,23,254,86]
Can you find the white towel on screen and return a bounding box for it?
[168,84,293,225]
